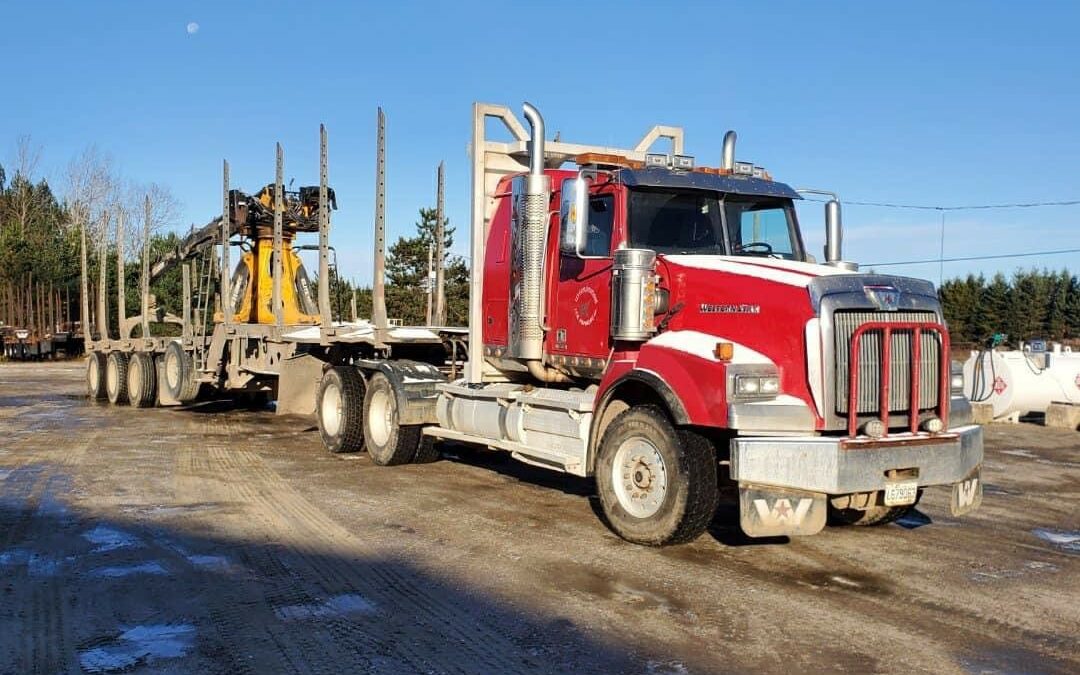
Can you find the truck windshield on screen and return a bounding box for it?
[627,189,725,254]
[723,196,803,260]
[627,189,803,259]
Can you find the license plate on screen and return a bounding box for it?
[884,480,919,506]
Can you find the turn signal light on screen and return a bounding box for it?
[714,342,734,361]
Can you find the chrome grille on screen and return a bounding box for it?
[834,311,940,414]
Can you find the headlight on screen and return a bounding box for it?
[734,374,780,398]
[950,361,964,395]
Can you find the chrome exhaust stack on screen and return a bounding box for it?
[508,103,551,363]
[721,130,737,172]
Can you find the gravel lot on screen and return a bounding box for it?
[0,361,1077,674]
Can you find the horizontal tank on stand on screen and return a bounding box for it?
[963,342,1080,420]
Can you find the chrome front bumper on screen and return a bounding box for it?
[729,424,983,495]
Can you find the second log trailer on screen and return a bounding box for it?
[84,103,984,545]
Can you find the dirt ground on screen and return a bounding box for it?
[0,362,1077,674]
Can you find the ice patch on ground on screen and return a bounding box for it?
[82,525,141,553]
[1032,528,1080,552]
[79,624,195,673]
[186,554,232,570]
[0,469,11,481]
[274,593,376,620]
[0,548,67,577]
[91,562,167,578]
[1002,449,1037,458]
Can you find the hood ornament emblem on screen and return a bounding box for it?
[864,285,900,311]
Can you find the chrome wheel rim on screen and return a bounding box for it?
[368,387,393,447]
[87,357,99,392]
[166,352,180,391]
[611,436,668,518]
[128,358,141,398]
[106,356,118,397]
[321,381,342,437]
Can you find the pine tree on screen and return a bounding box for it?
[384,208,468,326]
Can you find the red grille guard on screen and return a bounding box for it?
[847,321,950,438]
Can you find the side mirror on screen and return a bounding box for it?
[559,174,589,257]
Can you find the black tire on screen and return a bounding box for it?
[828,491,922,526]
[127,353,157,408]
[411,433,441,464]
[105,351,129,405]
[317,367,366,453]
[163,341,200,403]
[87,352,108,400]
[595,405,719,546]
[363,372,424,466]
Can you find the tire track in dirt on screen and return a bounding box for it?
[198,415,556,674]
[788,532,1078,664]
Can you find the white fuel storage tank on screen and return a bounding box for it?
[963,344,1080,420]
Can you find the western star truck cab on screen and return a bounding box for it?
[313,102,984,546]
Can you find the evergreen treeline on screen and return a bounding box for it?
[939,270,1080,346]
[0,162,81,335]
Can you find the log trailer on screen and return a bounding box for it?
[85,102,984,546]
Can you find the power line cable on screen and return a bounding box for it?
[868,248,1080,267]
[801,197,1080,211]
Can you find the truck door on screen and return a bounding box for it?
[548,190,618,362]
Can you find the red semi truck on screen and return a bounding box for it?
[311,102,983,545]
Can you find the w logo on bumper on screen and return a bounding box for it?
[753,498,813,525]
[740,486,826,538]
[950,471,983,516]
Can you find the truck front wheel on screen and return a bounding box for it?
[363,372,424,466]
[595,405,719,545]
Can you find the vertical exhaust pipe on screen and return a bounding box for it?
[514,102,549,362]
[520,102,570,383]
[721,130,737,171]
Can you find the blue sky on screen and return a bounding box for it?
[3,1,1078,285]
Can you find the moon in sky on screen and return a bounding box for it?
[186,22,199,35]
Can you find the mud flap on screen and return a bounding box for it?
[950,468,983,516]
[156,358,181,407]
[739,484,827,538]
[276,353,325,416]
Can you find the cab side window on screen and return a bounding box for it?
[584,195,614,257]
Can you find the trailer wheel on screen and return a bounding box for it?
[828,491,922,526]
[595,405,719,546]
[87,352,108,400]
[317,367,366,453]
[105,352,130,405]
[127,353,157,408]
[363,372,424,466]
[163,341,200,403]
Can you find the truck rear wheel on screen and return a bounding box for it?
[595,405,719,545]
[317,367,366,453]
[163,341,200,403]
[105,352,129,405]
[127,353,157,408]
[363,372,424,466]
[828,491,922,526]
[87,352,107,400]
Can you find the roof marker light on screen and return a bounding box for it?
[672,155,695,171]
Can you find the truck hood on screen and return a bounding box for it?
[662,254,939,311]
